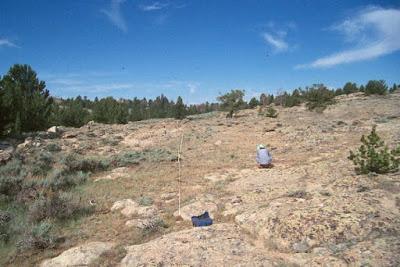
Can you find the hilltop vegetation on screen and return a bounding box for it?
[1,64,398,136]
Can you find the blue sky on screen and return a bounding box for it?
[1,0,399,103]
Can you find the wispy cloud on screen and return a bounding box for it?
[262,33,288,53]
[139,2,169,11]
[101,0,127,32]
[45,71,200,99]
[297,7,400,69]
[0,38,18,48]
[163,80,200,94]
[261,22,295,54]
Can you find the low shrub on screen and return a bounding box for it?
[0,210,12,243]
[44,169,88,191]
[45,143,61,152]
[28,192,93,223]
[265,106,278,118]
[138,196,153,206]
[142,218,168,235]
[30,152,54,176]
[0,159,25,197]
[17,221,56,250]
[112,149,177,167]
[349,126,400,174]
[62,153,110,173]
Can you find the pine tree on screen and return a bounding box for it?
[343,82,358,95]
[389,83,397,93]
[1,64,53,134]
[365,80,388,95]
[248,97,260,108]
[174,96,186,119]
[349,126,400,174]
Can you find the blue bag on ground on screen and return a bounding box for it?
[191,211,213,227]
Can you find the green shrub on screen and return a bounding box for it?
[112,149,176,167]
[304,84,335,112]
[265,106,278,118]
[138,196,153,206]
[31,152,54,176]
[348,126,400,174]
[17,221,56,250]
[44,169,88,191]
[45,143,61,152]
[0,159,25,197]
[0,210,12,243]
[28,192,93,223]
[62,153,110,173]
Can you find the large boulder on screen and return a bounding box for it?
[40,242,114,267]
[120,223,273,266]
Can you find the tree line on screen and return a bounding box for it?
[0,64,398,136]
[0,64,219,136]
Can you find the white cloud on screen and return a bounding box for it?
[163,80,199,94]
[297,7,400,69]
[101,0,127,32]
[0,38,18,48]
[139,2,169,11]
[262,33,288,53]
[261,22,296,54]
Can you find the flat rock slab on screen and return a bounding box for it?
[120,223,272,266]
[111,199,157,218]
[40,241,114,267]
[95,167,131,182]
[173,201,218,221]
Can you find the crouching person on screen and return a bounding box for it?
[256,144,272,168]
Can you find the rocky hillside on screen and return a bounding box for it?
[2,92,400,266]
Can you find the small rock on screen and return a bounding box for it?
[47,126,59,134]
[161,192,176,201]
[292,240,310,253]
[62,132,78,139]
[214,140,222,146]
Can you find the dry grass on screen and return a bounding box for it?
[7,93,400,266]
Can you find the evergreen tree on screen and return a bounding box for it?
[389,83,397,93]
[174,96,186,119]
[335,88,344,96]
[349,126,400,174]
[248,97,260,108]
[259,93,267,106]
[0,64,53,134]
[304,84,335,112]
[0,77,8,135]
[365,80,388,95]
[92,97,128,124]
[343,82,358,94]
[51,98,90,127]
